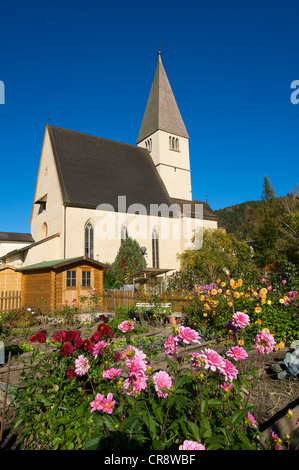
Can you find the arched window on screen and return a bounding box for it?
[169,136,172,149]
[85,221,94,258]
[121,223,128,246]
[41,222,48,239]
[176,138,179,150]
[152,227,159,269]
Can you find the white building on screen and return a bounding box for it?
[1,53,218,282]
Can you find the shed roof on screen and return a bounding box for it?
[18,256,107,272]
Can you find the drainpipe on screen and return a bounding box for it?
[64,204,66,259]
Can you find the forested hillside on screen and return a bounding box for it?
[215,199,264,241]
[214,177,299,268]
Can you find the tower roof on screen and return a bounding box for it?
[137,53,189,143]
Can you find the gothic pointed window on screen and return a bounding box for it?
[121,223,129,246]
[152,227,159,269]
[85,221,94,258]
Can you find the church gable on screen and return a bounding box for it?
[30,128,64,243]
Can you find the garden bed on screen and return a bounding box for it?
[0,320,298,450]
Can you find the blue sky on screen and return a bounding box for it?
[0,0,298,233]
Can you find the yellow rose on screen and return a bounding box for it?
[211,289,217,295]
[279,298,284,304]
[255,307,262,313]
[234,292,240,299]
[230,279,235,286]
[221,282,226,287]
[267,300,272,305]
[227,302,233,307]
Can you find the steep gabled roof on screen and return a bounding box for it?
[137,53,189,143]
[47,125,173,214]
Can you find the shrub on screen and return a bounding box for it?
[184,277,298,346]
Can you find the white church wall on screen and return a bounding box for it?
[0,241,32,258]
[63,205,215,271]
[23,235,61,266]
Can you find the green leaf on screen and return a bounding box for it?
[142,413,157,438]
[201,416,212,438]
[152,405,163,425]
[103,414,116,432]
[84,436,102,450]
[187,421,200,441]
[208,398,223,406]
[232,408,245,425]
[121,413,141,431]
[66,441,74,450]
[151,439,164,450]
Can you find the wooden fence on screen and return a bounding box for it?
[0,291,21,313]
[0,290,191,314]
[100,290,191,313]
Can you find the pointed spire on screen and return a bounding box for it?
[137,53,189,143]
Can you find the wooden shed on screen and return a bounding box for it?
[0,265,22,292]
[18,257,106,312]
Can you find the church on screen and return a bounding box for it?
[0,52,219,289]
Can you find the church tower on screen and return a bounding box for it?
[137,52,192,201]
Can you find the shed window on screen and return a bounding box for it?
[82,271,91,287]
[66,270,76,287]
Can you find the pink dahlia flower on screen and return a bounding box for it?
[200,348,224,372]
[175,326,201,344]
[118,320,134,333]
[232,311,250,329]
[246,411,258,428]
[164,335,178,358]
[92,340,108,358]
[124,371,148,396]
[219,358,238,382]
[124,346,147,373]
[153,370,172,398]
[90,393,105,412]
[102,368,122,379]
[254,330,276,355]
[101,393,115,415]
[179,440,205,450]
[74,354,90,376]
[226,346,248,361]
